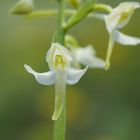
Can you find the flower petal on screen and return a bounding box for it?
[114,30,140,45]
[116,2,140,28]
[74,45,105,68]
[46,42,72,70]
[66,66,88,85]
[24,64,55,85]
[105,2,140,32]
[88,57,105,68]
[52,69,66,120]
[105,12,120,33]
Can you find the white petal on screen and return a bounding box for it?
[24,64,55,85]
[66,66,88,85]
[74,45,96,59]
[116,5,135,29]
[114,30,140,45]
[74,45,105,68]
[118,2,140,10]
[114,2,140,28]
[46,42,72,62]
[105,2,140,32]
[52,69,66,120]
[46,42,72,70]
[105,13,120,33]
[88,57,105,68]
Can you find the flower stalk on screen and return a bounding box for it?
[53,0,66,140]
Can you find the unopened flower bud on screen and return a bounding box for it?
[11,0,33,15]
[68,0,83,8]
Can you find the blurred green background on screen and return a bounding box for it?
[0,0,140,140]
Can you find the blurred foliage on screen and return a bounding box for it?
[0,0,140,140]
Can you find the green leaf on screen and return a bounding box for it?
[64,0,97,31]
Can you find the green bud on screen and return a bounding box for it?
[68,0,83,8]
[11,0,33,15]
[65,35,79,48]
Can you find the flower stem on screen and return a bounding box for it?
[105,34,115,70]
[54,0,65,44]
[53,0,66,140]
[94,4,112,13]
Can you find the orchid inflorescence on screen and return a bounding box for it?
[11,0,140,121]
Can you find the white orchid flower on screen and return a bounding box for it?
[24,42,87,120]
[72,45,105,68]
[65,35,105,69]
[104,2,140,69]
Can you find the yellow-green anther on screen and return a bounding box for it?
[54,55,65,69]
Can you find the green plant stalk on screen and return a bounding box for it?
[53,0,66,140]
[54,0,65,44]
[94,4,112,13]
[26,4,112,21]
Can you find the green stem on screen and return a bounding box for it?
[26,4,112,22]
[94,4,112,13]
[54,0,65,44]
[53,105,66,140]
[53,0,66,140]
[26,9,104,21]
[26,9,74,20]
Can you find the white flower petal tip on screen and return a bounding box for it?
[88,58,105,69]
[119,2,140,9]
[52,115,58,121]
[114,30,140,46]
[52,107,63,120]
[24,64,55,85]
[104,62,110,70]
[24,64,35,74]
[66,66,88,85]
